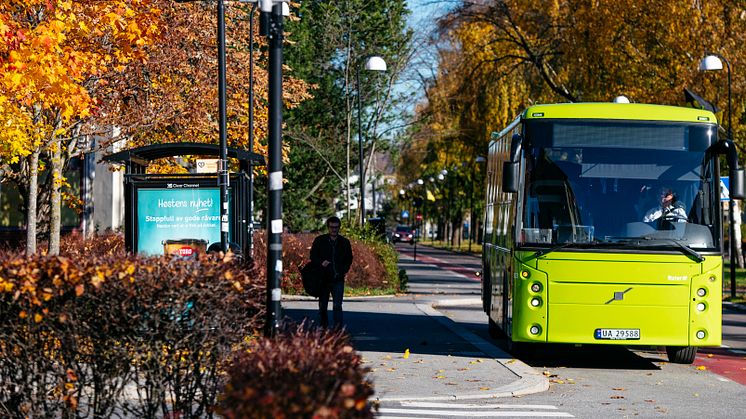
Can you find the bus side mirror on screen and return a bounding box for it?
[730,169,745,200]
[502,133,523,193]
[502,161,520,192]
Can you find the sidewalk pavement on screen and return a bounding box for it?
[282,244,548,402]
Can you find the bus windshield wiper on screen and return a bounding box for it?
[640,237,704,263]
[533,242,576,258]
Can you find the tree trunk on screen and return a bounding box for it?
[48,143,62,255]
[25,149,40,256]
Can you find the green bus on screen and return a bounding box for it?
[482,102,744,363]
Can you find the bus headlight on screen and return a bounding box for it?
[709,275,716,282]
[521,270,530,279]
[530,297,542,307]
[530,283,542,293]
[530,325,541,335]
[696,288,707,297]
[696,302,706,312]
[696,330,706,339]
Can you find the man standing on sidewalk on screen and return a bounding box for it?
[310,216,353,328]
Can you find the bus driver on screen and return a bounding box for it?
[643,188,687,223]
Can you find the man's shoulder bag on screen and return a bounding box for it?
[300,262,323,298]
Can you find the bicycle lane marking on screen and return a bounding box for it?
[398,248,480,281]
[695,347,746,385]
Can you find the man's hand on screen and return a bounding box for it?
[322,260,331,267]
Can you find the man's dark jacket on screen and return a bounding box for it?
[310,234,353,283]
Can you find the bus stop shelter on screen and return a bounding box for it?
[102,142,264,260]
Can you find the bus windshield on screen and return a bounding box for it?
[519,121,720,250]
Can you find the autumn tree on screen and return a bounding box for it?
[0,0,311,253]
[0,0,162,255]
[401,0,746,242]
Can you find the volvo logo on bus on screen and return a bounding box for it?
[605,287,633,304]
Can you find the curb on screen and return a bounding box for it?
[282,294,400,302]
[374,301,549,402]
[724,301,746,313]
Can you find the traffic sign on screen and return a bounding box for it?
[415,213,423,221]
[402,210,410,219]
[721,177,730,201]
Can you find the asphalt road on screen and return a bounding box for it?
[284,242,746,418]
[393,243,746,418]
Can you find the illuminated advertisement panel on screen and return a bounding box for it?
[136,187,224,255]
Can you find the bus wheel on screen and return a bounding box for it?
[666,346,697,364]
[488,317,503,339]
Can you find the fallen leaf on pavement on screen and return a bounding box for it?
[695,366,707,371]
[403,349,410,359]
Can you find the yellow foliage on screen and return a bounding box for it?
[0,0,161,163]
[406,0,746,180]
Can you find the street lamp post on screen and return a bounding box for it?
[437,171,445,241]
[176,0,230,252]
[255,0,289,336]
[356,56,387,226]
[247,1,257,258]
[700,53,737,298]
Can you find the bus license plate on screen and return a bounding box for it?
[594,328,640,340]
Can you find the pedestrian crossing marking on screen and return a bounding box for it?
[378,402,574,418]
[378,408,573,417]
[400,401,559,410]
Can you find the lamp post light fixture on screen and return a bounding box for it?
[699,52,737,298]
[356,55,387,226]
[699,54,732,139]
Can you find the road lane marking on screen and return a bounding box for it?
[378,408,573,417]
[400,401,559,409]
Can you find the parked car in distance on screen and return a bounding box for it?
[391,225,415,244]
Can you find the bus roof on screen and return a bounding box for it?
[523,103,717,124]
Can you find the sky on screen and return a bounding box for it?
[400,0,455,104]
